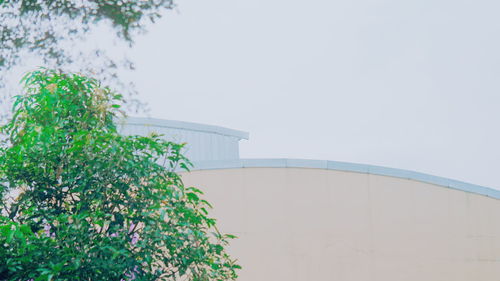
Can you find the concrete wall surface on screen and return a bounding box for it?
[181,167,500,281]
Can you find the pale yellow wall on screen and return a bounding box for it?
[181,168,500,281]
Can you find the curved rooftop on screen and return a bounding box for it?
[190,158,500,199]
[123,117,249,140]
[116,117,499,200]
[118,117,248,162]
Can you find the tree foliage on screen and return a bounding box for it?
[0,69,240,280]
[0,0,176,115]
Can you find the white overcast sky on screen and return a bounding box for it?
[121,0,500,189]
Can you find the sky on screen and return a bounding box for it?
[114,0,498,189]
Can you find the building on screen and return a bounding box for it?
[121,117,500,281]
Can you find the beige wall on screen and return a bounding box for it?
[182,167,500,281]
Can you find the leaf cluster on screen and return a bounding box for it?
[0,0,174,67]
[0,69,239,281]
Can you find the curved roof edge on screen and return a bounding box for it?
[121,117,249,140]
[189,158,500,200]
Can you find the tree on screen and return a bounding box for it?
[0,69,240,280]
[0,0,176,117]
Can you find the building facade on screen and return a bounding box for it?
[125,117,500,281]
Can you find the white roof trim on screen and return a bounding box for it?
[189,158,500,199]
